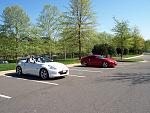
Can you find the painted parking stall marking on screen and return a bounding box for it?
[70,69,102,73]
[0,94,12,99]
[31,80,59,85]
[69,75,86,78]
[4,76,59,86]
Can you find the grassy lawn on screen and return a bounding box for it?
[0,63,16,71]
[112,54,144,62]
[55,58,80,64]
[115,58,144,62]
[123,54,140,58]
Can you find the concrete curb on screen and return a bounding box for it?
[0,70,15,76]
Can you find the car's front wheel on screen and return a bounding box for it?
[40,68,49,80]
[102,62,108,68]
[16,66,22,75]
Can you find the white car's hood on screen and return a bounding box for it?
[45,62,68,71]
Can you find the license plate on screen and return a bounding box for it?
[62,70,66,73]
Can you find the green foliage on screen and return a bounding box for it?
[0,32,16,59]
[1,5,30,59]
[92,44,116,57]
[96,32,114,45]
[0,3,147,61]
[62,0,96,59]
[145,40,150,51]
[1,5,30,34]
[37,4,61,57]
[130,27,145,54]
[38,4,60,38]
[112,18,131,59]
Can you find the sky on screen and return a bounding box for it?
[0,0,150,40]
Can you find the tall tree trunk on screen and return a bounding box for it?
[78,7,82,60]
[121,48,124,60]
[78,25,81,60]
[64,45,66,60]
[49,52,52,59]
[15,26,19,63]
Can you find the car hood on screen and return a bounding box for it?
[44,62,68,70]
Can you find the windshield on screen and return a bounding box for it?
[35,57,53,63]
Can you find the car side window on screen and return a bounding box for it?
[98,55,104,59]
[26,58,30,63]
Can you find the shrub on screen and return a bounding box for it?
[92,44,116,57]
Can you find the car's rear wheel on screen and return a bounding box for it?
[16,66,22,75]
[40,68,49,80]
[102,62,108,68]
[81,61,87,66]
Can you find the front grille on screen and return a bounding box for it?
[59,70,68,75]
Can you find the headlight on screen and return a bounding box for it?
[48,65,57,70]
[109,61,114,63]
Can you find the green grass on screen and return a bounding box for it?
[55,58,80,64]
[0,63,16,71]
[112,54,144,62]
[123,54,140,58]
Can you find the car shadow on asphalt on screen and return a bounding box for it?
[5,73,65,81]
[96,72,150,85]
[74,65,114,68]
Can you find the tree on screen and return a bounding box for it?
[62,0,96,59]
[92,43,116,57]
[59,28,77,59]
[1,5,30,60]
[112,18,131,60]
[144,40,150,51]
[37,4,61,58]
[130,27,144,54]
[96,32,114,45]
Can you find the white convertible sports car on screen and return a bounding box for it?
[16,57,69,79]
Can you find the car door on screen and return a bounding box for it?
[23,58,37,75]
[87,56,96,66]
[89,56,100,66]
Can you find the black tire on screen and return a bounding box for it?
[102,62,108,68]
[16,66,22,75]
[40,68,49,80]
[81,61,87,66]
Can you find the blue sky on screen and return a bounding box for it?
[0,0,150,40]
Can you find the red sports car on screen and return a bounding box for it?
[80,55,117,68]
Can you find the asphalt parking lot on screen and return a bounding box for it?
[0,55,150,113]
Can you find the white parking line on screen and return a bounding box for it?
[69,75,86,78]
[70,69,102,73]
[0,94,12,99]
[4,76,59,86]
[31,80,59,85]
